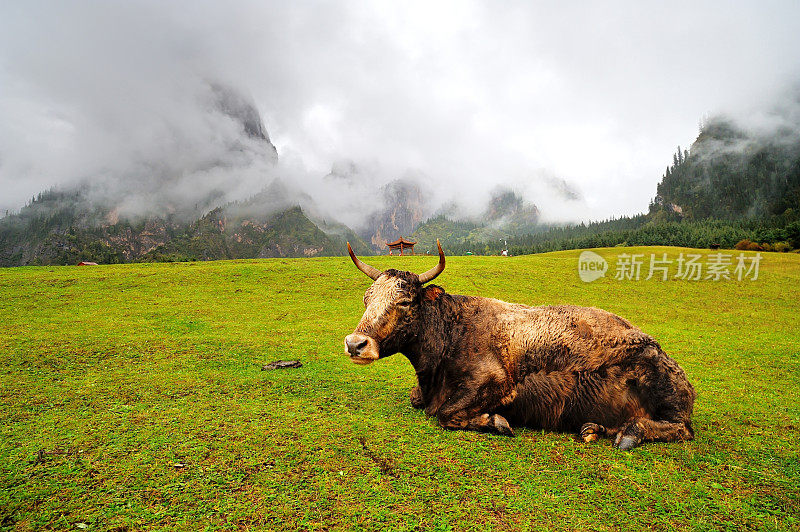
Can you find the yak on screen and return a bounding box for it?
[343,241,696,450]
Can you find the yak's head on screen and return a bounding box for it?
[344,240,445,365]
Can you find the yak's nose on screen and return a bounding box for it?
[345,334,369,356]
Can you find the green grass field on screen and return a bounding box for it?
[1,247,798,531]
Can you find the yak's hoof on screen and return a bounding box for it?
[579,422,605,443]
[614,422,644,450]
[491,414,515,437]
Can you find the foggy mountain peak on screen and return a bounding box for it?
[38,82,281,222]
[690,87,800,165]
[324,159,362,184]
[652,87,800,221]
[542,175,583,202]
[483,187,540,226]
[210,83,279,159]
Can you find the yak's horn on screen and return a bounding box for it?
[347,242,382,280]
[418,239,446,284]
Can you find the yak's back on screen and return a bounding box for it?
[472,299,657,373]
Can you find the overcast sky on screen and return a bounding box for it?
[1,1,799,222]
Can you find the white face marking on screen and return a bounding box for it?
[358,276,403,332]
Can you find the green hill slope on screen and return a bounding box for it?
[0,189,372,266]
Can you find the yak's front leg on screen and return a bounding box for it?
[440,412,515,436]
[433,377,517,436]
[409,386,425,409]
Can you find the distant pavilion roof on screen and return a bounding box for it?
[386,237,417,247]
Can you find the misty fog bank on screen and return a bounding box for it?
[2,1,800,229]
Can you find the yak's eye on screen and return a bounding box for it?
[396,299,412,307]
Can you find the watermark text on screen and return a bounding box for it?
[578,251,761,282]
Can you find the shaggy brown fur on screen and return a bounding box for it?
[344,268,696,450]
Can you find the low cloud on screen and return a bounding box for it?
[1,1,799,225]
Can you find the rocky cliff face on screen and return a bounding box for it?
[142,206,347,261]
[362,179,429,248]
[0,188,364,266]
[100,218,179,260]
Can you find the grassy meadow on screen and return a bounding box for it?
[1,247,798,530]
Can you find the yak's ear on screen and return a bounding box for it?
[423,285,444,302]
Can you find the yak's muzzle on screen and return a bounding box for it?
[344,333,379,365]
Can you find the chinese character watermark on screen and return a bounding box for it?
[674,253,703,281]
[646,253,671,281]
[614,254,644,280]
[578,251,761,283]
